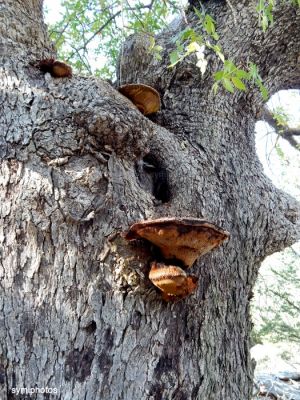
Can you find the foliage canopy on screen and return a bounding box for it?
[46,0,183,78]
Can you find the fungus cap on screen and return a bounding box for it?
[38,59,72,78]
[51,61,72,78]
[118,84,160,115]
[124,217,229,267]
[149,262,198,299]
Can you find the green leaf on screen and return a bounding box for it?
[154,45,163,52]
[204,15,215,35]
[193,7,203,21]
[203,14,219,40]
[216,50,225,62]
[187,41,201,53]
[212,32,219,41]
[212,82,219,95]
[275,144,285,160]
[262,14,269,31]
[175,41,184,53]
[272,107,289,127]
[236,69,249,79]
[232,77,247,91]
[257,81,269,101]
[248,62,259,80]
[153,48,162,61]
[169,50,180,66]
[224,60,236,73]
[222,78,235,93]
[180,28,196,41]
[214,70,224,81]
[148,36,156,50]
[256,0,264,12]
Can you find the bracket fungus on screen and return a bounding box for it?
[124,217,230,268]
[124,217,230,301]
[118,83,161,115]
[149,262,198,301]
[124,218,229,300]
[37,59,73,78]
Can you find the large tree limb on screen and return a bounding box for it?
[0,0,54,59]
[186,2,300,112]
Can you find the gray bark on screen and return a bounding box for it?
[0,0,299,399]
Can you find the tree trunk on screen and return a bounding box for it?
[0,1,299,399]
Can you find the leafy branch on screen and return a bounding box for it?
[167,8,269,100]
[256,0,300,31]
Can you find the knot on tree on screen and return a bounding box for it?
[73,107,151,160]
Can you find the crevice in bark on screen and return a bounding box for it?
[135,153,171,204]
[64,347,95,383]
[83,320,97,335]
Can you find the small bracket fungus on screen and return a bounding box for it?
[37,59,73,78]
[149,262,198,301]
[124,217,229,301]
[118,84,161,115]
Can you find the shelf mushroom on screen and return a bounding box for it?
[124,217,230,301]
[37,59,72,78]
[149,262,198,301]
[124,217,230,268]
[118,83,161,115]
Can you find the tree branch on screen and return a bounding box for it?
[63,0,161,64]
[258,107,300,152]
[66,10,122,62]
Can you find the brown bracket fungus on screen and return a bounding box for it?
[124,217,230,268]
[37,59,73,78]
[118,83,161,115]
[124,217,230,301]
[149,262,198,301]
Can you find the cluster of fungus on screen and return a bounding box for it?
[124,217,230,301]
[118,83,161,115]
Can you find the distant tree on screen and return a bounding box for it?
[252,244,300,344]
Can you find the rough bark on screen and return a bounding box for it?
[0,1,299,400]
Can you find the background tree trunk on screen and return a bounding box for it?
[0,1,299,399]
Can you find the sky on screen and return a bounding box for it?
[44,0,63,23]
[256,90,300,200]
